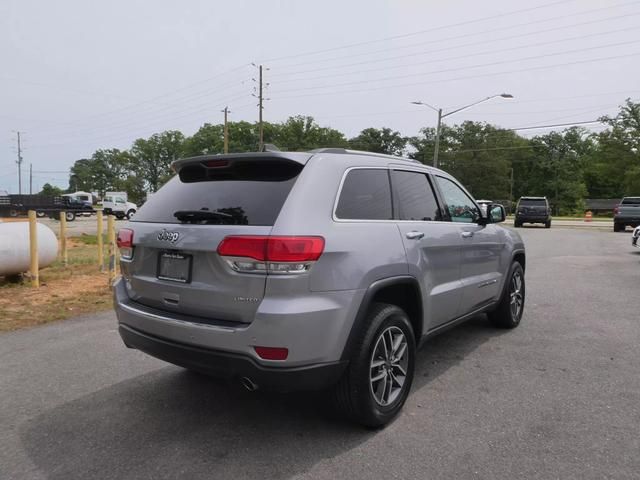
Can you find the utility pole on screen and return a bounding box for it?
[509,167,514,212]
[258,64,264,151]
[222,106,230,154]
[29,163,33,194]
[16,131,23,194]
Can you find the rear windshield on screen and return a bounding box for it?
[519,198,547,206]
[132,159,302,225]
[621,197,640,205]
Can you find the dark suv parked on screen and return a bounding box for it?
[114,149,526,426]
[514,196,551,228]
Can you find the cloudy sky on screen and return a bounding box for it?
[1,0,639,193]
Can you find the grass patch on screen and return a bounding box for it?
[0,237,117,332]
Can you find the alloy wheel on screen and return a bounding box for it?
[510,271,524,320]
[369,326,409,406]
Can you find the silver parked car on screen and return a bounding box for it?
[114,149,526,427]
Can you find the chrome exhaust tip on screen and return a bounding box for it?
[240,376,258,392]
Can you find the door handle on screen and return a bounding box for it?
[406,231,425,240]
[461,231,474,239]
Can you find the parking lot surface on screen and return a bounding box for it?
[1,227,639,480]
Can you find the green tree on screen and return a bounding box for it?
[409,121,515,200]
[525,129,589,214]
[130,130,185,192]
[39,183,64,196]
[273,116,348,151]
[68,158,94,193]
[585,99,640,197]
[68,149,132,197]
[348,127,407,155]
[182,123,224,157]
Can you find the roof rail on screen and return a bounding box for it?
[309,148,422,164]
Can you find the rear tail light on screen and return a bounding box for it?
[117,228,134,259]
[614,206,619,216]
[217,235,324,274]
[254,346,289,360]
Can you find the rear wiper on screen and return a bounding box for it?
[174,210,233,223]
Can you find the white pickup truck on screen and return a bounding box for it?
[102,192,137,220]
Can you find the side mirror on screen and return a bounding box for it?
[488,204,506,223]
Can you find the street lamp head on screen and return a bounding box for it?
[500,93,514,98]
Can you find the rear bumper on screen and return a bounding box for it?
[119,324,347,391]
[516,215,549,223]
[113,277,362,390]
[616,218,640,226]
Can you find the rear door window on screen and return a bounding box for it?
[392,170,442,221]
[132,159,302,225]
[335,169,393,220]
[621,197,640,205]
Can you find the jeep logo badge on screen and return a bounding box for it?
[157,230,180,243]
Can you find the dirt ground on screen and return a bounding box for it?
[0,236,116,332]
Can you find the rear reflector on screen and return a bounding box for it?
[254,346,289,361]
[217,236,324,262]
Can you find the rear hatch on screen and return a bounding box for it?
[518,198,548,216]
[618,197,640,218]
[122,155,307,324]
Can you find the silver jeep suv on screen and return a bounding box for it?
[114,149,526,427]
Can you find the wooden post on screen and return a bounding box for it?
[97,210,104,271]
[107,215,116,287]
[59,210,68,266]
[28,210,39,288]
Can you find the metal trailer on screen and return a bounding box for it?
[0,194,95,221]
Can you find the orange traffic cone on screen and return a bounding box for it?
[585,211,593,222]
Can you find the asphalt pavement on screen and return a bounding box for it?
[1,226,639,480]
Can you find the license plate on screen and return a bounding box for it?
[157,252,192,283]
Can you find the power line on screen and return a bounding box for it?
[26,65,252,135]
[29,91,252,148]
[262,0,577,63]
[31,76,253,136]
[272,10,640,76]
[273,25,640,84]
[271,51,640,101]
[270,40,640,95]
[508,120,602,131]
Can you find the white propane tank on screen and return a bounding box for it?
[0,222,58,276]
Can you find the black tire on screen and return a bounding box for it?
[9,209,18,217]
[514,221,521,228]
[36,211,46,218]
[65,211,76,222]
[331,303,416,428]
[488,262,525,329]
[545,220,551,229]
[115,213,125,220]
[613,222,624,232]
[126,209,136,220]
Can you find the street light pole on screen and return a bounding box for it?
[412,93,513,169]
[433,108,442,168]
